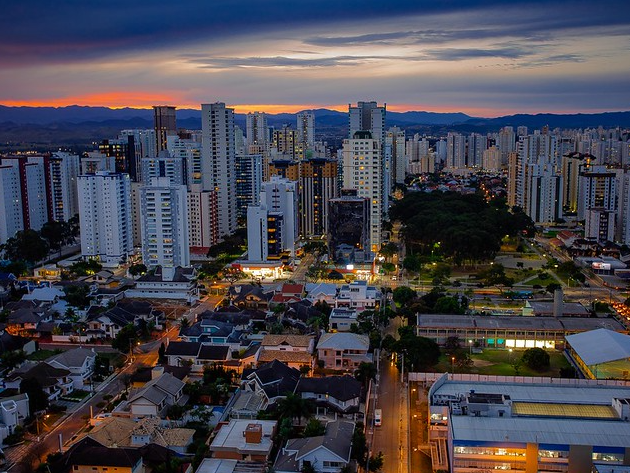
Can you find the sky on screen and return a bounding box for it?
[1,0,629,117]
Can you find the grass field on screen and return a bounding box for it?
[435,348,571,377]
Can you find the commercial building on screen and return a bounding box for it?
[428,374,630,473]
[235,154,263,221]
[153,105,177,152]
[300,158,338,238]
[416,314,626,349]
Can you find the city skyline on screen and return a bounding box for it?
[1,0,629,116]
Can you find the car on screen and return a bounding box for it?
[374,409,382,427]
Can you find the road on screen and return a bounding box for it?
[370,317,408,473]
[6,326,180,472]
[292,254,315,283]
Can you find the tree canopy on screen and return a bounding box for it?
[389,191,534,264]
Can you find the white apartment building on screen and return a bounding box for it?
[386,126,406,185]
[446,132,466,169]
[0,164,23,244]
[201,102,236,238]
[140,153,186,186]
[342,131,383,256]
[140,177,190,270]
[187,184,218,250]
[77,171,133,267]
[119,129,157,181]
[296,111,315,149]
[167,135,202,187]
[246,111,269,147]
[527,161,563,224]
[482,146,501,172]
[49,151,80,222]
[577,165,618,220]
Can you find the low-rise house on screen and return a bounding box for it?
[270,283,306,308]
[86,300,160,339]
[87,416,195,454]
[274,420,354,473]
[46,347,96,389]
[67,443,144,473]
[296,376,362,416]
[33,265,62,281]
[329,308,358,332]
[229,284,273,310]
[196,458,265,473]
[5,361,73,400]
[165,341,231,373]
[0,393,29,446]
[257,334,314,370]
[305,283,338,305]
[126,266,198,302]
[208,420,277,462]
[335,281,381,312]
[316,333,372,371]
[127,372,185,418]
[5,305,51,337]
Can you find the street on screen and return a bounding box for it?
[5,325,179,472]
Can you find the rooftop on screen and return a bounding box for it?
[566,328,630,365]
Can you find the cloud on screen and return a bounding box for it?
[183,54,424,69]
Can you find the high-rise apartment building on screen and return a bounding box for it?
[577,165,617,220]
[445,132,466,169]
[300,158,338,238]
[187,185,219,251]
[98,137,137,180]
[235,154,263,221]
[526,160,563,223]
[386,127,406,185]
[201,102,236,238]
[119,129,157,182]
[561,152,594,213]
[167,135,202,187]
[48,151,80,222]
[247,176,298,261]
[482,146,501,172]
[272,125,299,159]
[153,106,177,152]
[328,189,370,264]
[349,101,386,145]
[296,111,315,150]
[140,177,190,272]
[77,171,132,266]
[497,126,516,165]
[0,164,23,244]
[246,112,268,147]
[141,152,186,186]
[467,133,487,168]
[342,131,383,255]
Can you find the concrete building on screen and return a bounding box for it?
[119,128,157,182]
[527,160,563,224]
[446,132,466,170]
[77,171,133,266]
[235,154,263,221]
[300,158,338,238]
[187,185,219,251]
[497,126,516,165]
[209,420,277,462]
[585,208,616,242]
[342,131,383,256]
[246,112,269,147]
[48,151,80,222]
[386,126,406,185]
[201,102,237,238]
[482,146,501,172]
[428,374,630,473]
[140,177,190,271]
[140,152,186,186]
[467,132,487,168]
[296,111,315,150]
[0,164,24,244]
[327,190,370,264]
[578,165,618,221]
[273,125,300,159]
[167,135,202,187]
[153,105,177,152]
[98,137,137,180]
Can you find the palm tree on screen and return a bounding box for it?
[354,362,377,389]
[277,393,313,424]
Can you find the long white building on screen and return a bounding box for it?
[77,171,132,267]
[0,164,24,244]
[201,102,236,238]
[140,177,189,273]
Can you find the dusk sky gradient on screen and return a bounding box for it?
[1,0,629,116]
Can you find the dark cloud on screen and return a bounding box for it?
[1,0,628,65]
[184,54,424,69]
[422,46,533,61]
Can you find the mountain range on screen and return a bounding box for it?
[1,105,629,151]
[2,105,630,129]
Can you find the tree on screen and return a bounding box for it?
[129,263,147,277]
[301,463,317,473]
[392,286,416,308]
[277,393,313,424]
[158,342,166,363]
[62,284,92,309]
[393,326,440,371]
[112,323,138,352]
[379,242,398,262]
[40,220,68,256]
[1,229,49,265]
[0,350,26,371]
[444,336,461,352]
[521,347,550,371]
[351,422,368,464]
[381,262,396,274]
[303,418,326,437]
[20,377,48,413]
[368,452,384,472]
[546,282,561,294]
[354,362,377,389]
[221,266,246,286]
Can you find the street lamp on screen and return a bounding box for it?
[451,356,455,374]
[468,339,473,355]
[509,348,513,364]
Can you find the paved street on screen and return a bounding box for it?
[5,326,179,472]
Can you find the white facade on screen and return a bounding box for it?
[141,153,186,186]
[260,176,298,247]
[49,151,80,222]
[247,205,271,262]
[167,135,202,187]
[119,129,157,181]
[386,127,406,185]
[482,146,501,172]
[140,177,190,269]
[585,208,616,242]
[0,165,23,244]
[527,161,563,224]
[187,185,218,249]
[78,171,133,266]
[446,132,466,169]
[467,133,487,168]
[201,102,237,238]
[342,132,383,255]
[578,165,618,220]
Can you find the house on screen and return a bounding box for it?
[0,330,36,356]
[257,335,314,370]
[165,341,231,373]
[208,420,277,462]
[329,308,358,332]
[196,458,265,473]
[180,318,239,346]
[305,283,338,305]
[229,284,273,310]
[270,283,306,307]
[125,266,198,302]
[335,281,381,311]
[67,443,144,473]
[5,361,73,400]
[229,360,300,418]
[33,264,62,281]
[0,393,29,446]
[5,305,50,337]
[86,301,160,339]
[274,420,355,473]
[87,416,195,454]
[127,372,186,418]
[316,333,372,371]
[46,347,96,389]
[296,376,362,416]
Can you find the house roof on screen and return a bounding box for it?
[129,372,184,405]
[6,361,70,387]
[317,332,370,351]
[137,266,195,283]
[296,376,362,401]
[281,283,304,295]
[70,445,142,468]
[261,334,313,348]
[47,347,95,369]
[566,328,630,365]
[198,345,230,361]
[8,308,43,324]
[257,350,312,364]
[249,360,300,399]
[165,341,201,357]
